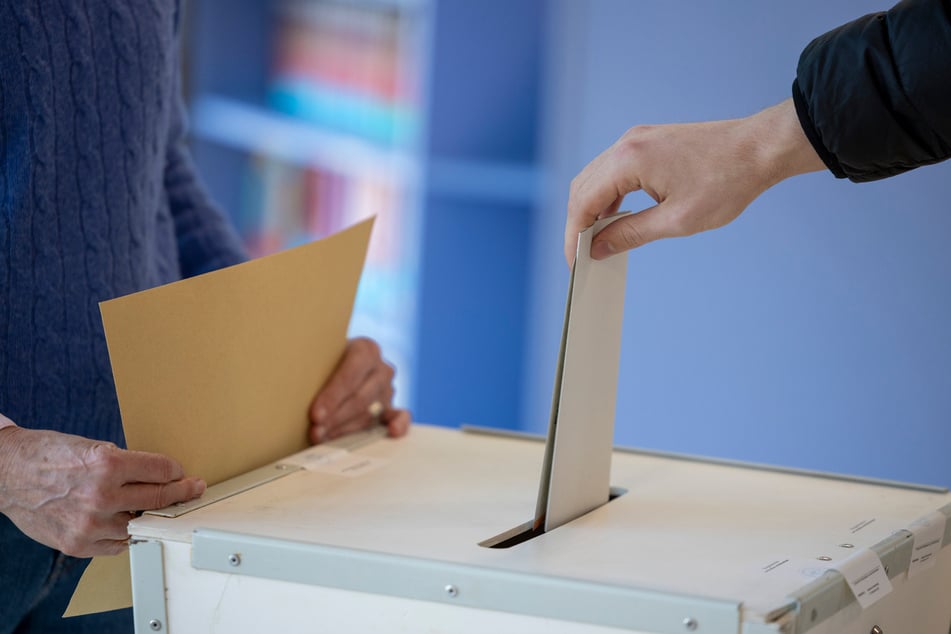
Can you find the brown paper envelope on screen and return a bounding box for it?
[65,217,374,616]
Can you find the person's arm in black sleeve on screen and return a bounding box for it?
[793,0,951,182]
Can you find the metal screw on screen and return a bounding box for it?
[228,553,241,566]
[839,543,854,548]
[870,626,883,634]
[148,619,162,631]
[444,584,458,598]
[817,555,832,561]
[683,617,698,631]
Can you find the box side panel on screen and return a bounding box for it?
[160,539,680,634]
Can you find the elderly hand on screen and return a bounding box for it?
[564,99,826,266]
[308,337,411,444]
[0,425,204,557]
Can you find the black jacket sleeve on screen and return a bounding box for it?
[792,0,951,182]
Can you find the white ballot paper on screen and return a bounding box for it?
[535,213,630,532]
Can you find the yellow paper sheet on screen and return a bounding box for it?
[65,218,374,616]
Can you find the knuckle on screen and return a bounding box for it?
[351,336,375,354]
[568,175,583,197]
[72,514,98,541]
[614,221,648,249]
[616,125,655,158]
[151,485,174,510]
[85,442,121,471]
[60,535,87,557]
[621,124,653,141]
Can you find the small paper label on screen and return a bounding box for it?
[279,445,387,477]
[280,445,349,468]
[309,452,387,477]
[835,549,893,608]
[908,511,947,577]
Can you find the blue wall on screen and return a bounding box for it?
[523,0,951,487]
[414,0,545,429]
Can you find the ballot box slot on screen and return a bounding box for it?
[480,486,627,549]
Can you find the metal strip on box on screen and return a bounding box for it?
[130,540,168,634]
[191,528,740,634]
[144,462,303,518]
[789,530,921,634]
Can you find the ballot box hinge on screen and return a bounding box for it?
[788,531,915,634]
[191,528,741,633]
[130,539,168,634]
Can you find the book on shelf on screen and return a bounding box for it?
[268,0,421,146]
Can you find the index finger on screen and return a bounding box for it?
[113,448,186,484]
[565,146,640,266]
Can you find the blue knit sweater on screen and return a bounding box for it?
[0,1,247,445]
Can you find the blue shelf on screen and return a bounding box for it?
[191,94,420,181]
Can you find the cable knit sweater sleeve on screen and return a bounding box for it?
[164,33,247,278]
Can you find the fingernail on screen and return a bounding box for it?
[315,407,327,422]
[591,239,616,259]
[192,479,206,498]
[314,425,326,442]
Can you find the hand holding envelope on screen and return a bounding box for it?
[309,336,411,444]
[0,427,205,557]
[66,217,409,616]
[0,332,407,561]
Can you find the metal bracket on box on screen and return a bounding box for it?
[144,426,387,519]
[130,540,169,634]
[190,527,741,634]
[144,462,303,518]
[790,530,918,634]
[791,504,951,634]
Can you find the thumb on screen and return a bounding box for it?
[590,204,666,259]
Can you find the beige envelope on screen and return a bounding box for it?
[64,217,374,616]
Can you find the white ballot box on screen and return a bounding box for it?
[128,424,951,634]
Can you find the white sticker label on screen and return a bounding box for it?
[309,452,387,477]
[280,445,349,468]
[908,511,947,577]
[280,445,387,477]
[835,549,893,608]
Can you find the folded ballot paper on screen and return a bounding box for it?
[535,213,630,532]
[65,218,374,616]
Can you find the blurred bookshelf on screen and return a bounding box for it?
[186,0,429,409]
[185,0,546,427]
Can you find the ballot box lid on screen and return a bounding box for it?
[130,424,951,633]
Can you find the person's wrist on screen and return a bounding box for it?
[748,98,825,188]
